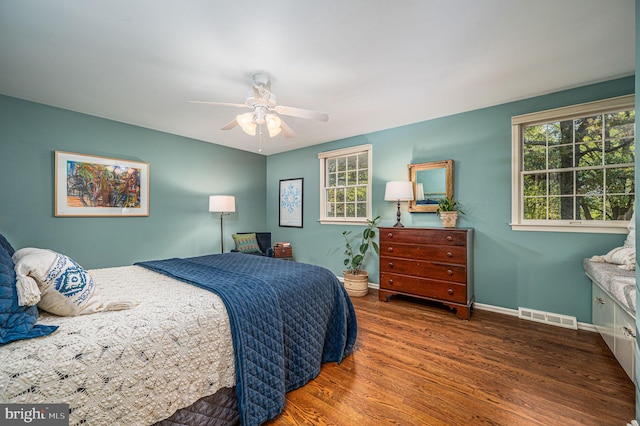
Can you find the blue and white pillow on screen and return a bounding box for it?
[13,248,135,316]
[0,235,57,345]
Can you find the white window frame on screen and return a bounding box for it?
[511,94,634,234]
[318,144,373,225]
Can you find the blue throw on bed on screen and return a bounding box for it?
[136,253,357,426]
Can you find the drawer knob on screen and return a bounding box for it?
[622,326,636,339]
[388,262,394,268]
[446,251,453,258]
[447,269,453,275]
[447,288,454,295]
[388,279,394,285]
[387,247,394,252]
[387,232,393,238]
[446,235,453,241]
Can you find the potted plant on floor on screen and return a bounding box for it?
[436,197,464,228]
[342,216,381,297]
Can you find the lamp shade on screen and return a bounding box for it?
[384,181,414,201]
[415,183,425,201]
[236,112,256,136]
[209,195,236,212]
[266,114,282,137]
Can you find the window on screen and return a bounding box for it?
[511,95,635,233]
[318,144,372,224]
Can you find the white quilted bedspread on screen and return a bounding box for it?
[0,266,236,426]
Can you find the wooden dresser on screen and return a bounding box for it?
[378,227,474,319]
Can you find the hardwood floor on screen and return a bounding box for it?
[268,291,635,426]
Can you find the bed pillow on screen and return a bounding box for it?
[13,247,136,316]
[624,211,636,248]
[591,246,636,271]
[232,233,262,254]
[0,234,57,345]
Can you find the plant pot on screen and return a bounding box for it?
[343,270,369,297]
[439,211,458,228]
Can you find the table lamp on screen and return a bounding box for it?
[384,181,414,227]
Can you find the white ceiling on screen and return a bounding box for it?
[0,1,634,156]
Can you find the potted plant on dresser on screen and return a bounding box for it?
[436,197,464,228]
[342,216,381,297]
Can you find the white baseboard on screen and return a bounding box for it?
[336,276,597,332]
[474,302,596,332]
[473,302,518,317]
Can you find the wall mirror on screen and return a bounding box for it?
[408,159,454,213]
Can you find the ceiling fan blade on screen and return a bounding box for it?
[279,119,296,138]
[188,100,249,109]
[221,119,238,130]
[273,105,329,122]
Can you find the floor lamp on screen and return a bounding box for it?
[384,181,414,227]
[209,195,235,253]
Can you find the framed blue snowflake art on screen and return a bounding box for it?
[279,178,303,228]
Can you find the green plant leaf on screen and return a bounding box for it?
[340,215,381,276]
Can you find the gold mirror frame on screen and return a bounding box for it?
[408,159,454,213]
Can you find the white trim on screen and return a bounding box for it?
[473,302,519,317]
[510,223,628,234]
[317,144,372,159]
[473,303,596,331]
[318,144,373,224]
[318,218,370,226]
[511,95,635,233]
[512,95,635,125]
[337,283,599,332]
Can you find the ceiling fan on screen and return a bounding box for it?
[191,73,329,139]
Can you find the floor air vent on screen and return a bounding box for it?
[518,307,577,330]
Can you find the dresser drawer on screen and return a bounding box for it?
[377,227,474,320]
[380,272,467,303]
[380,256,467,284]
[380,228,467,246]
[383,243,467,264]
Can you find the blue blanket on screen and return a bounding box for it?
[136,253,357,426]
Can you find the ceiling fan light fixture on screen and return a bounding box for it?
[236,112,257,135]
[194,73,327,144]
[237,112,253,127]
[241,122,256,136]
[266,114,282,137]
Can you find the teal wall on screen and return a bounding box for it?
[0,74,634,325]
[267,76,634,324]
[0,95,267,269]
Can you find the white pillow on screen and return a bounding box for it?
[591,246,636,271]
[12,248,136,316]
[624,211,636,248]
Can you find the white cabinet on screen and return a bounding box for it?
[613,301,636,381]
[592,281,636,383]
[592,282,615,351]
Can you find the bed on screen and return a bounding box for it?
[0,234,357,426]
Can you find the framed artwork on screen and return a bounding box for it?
[55,151,150,217]
[279,178,303,228]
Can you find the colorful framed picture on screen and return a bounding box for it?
[55,151,150,217]
[279,178,303,228]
